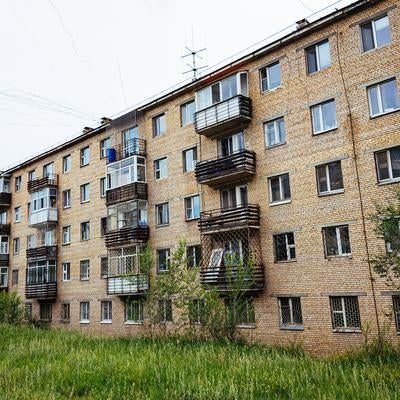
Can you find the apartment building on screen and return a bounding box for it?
[0,0,399,353]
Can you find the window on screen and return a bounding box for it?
[29,188,57,214]
[101,257,108,278]
[100,137,111,159]
[264,117,286,147]
[63,155,71,173]
[63,189,71,208]
[273,232,296,262]
[155,203,169,226]
[368,78,400,117]
[100,177,107,198]
[0,236,9,255]
[80,146,90,167]
[311,99,337,134]
[13,238,20,255]
[15,176,22,192]
[0,211,6,224]
[393,296,400,333]
[220,185,248,210]
[122,127,140,158]
[361,15,391,52]
[183,147,197,172]
[28,170,36,182]
[101,301,112,323]
[125,299,144,324]
[278,297,303,329]
[27,234,35,249]
[107,156,146,190]
[218,132,244,157]
[81,222,90,241]
[189,299,205,325]
[0,267,7,287]
[40,303,52,321]
[159,299,173,323]
[12,270,18,285]
[14,207,21,223]
[43,163,54,178]
[153,113,166,137]
[185,195,200,220]
[25,304,32,321]
[80,260,90,280]
[305,39,331,74]
[260,62,281,92]
[80,301,90,323]
[225,297,255,325]
[107,200,148,231]
[100,217,107,237]
[316,161,344,194]
[61,303,70,322]
[268,173,291,204]
[62,262,70,281]
[181,100,195,126]
[330,296,361,330]
[323,225,351,257]
[375,146,400,183]
[80,183,90,203]
[154,157,168,180]
[157,249,170,272]
[62,226,71,245]
[187,245,201,269]
[26,260,56,285]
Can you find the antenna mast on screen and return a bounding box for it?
[182,46,207,81]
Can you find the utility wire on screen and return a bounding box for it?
[297,0,315,13]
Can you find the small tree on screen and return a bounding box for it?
[0,291,24,324]
[369,189,400,290]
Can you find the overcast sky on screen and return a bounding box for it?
[0,0,354,169]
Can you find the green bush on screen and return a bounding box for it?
[0,291,24,324]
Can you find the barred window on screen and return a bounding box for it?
[189,299,205,325]
[159,299,173,323]
[100,257,108,279]
[225,297,255,325]
[125,299,144,324]
[80,260,90,281]
[61,303,70,322]
[278,297,303,328]
[25,303,33,321]
[273,232,296,262]
[108,247,141,276]
[330,296,361,330]
[323,225,351,257]
[101,301,112,323]
[40,303,52,321]
[80,301,90,323]
[393,296,400,333]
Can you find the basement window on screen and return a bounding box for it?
[278,297,303,329]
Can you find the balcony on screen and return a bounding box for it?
[194,95,252,138]
[199,204,260,234]
[0,224,10,236]
[0,254,9,267]
[0,192,11,208]
[195,150,256,188]
[107,138,146,163]
[28,174,58,194]
[107,274,149,296]
[25,265,57,300]
[29,208,58,227]
[106,182,147,206]
[26,245,57,262]
[105,225,149,248]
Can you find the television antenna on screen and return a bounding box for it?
[182,46,207,81]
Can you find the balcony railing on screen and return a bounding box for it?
[0,254,9,267]
[105,225,149,248]
[0,224,10,236]
[200,264,264,292]
[0,192,11,208]
[195,150,256,188]
[106,182,148,206]
[107,138,146,163]
[29,208,58,227]
[26,245,57,261]
[107,274,149,296]
[194,95,252,138]
[28,174,58,193]
[199,204,260,233]
[25,265,57,300]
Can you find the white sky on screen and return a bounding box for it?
[0,0,354,169]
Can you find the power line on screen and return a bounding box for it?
[298,0,315,13]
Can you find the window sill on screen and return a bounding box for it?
[80,239,91,242]
[280,325,304,331]
[62,280,71,283]
[333,328,361,334]
[124,321,144,326]
[370,108,400,120]
[318,189,345,197]
[269,199,292,207]
[155,178,168,182]
[63,206,71,210]
[362,43,390,55]
[101,321,112,324]
[261,85,282,95]
[313,126,338,136]
[157,270,169,274]
[62,243,71,246]
[275,259,297,264]
[60,319,70,324]
[80,164,89,168]
[265,142,286,150]
[156,224,170,228]
[80,278,90,282]
[186,217,200,222]
[326,255,352,260]
[307,64,332,76]
[377,178,400,186]
[236,324,256,330]
[80,321,90,325]
[81,201,90,205]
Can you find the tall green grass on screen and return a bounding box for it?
[0,324,399,399]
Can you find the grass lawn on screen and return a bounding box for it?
[0,324,399,399]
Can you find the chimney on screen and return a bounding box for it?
[296,18,309,30]
[100,117,112,125]
[82,127,93,134]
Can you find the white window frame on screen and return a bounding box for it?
[268,174,291,205]
[185,195,200,221]
[62,262,70,281]
[14,207,21,223]
[101,301,112,323]
[323,225,352,257]
[316,162,344,195]
[311,100,337,134]
[80,183,90,203]
[15,176,22,192]
[153,113,166,137]
[368,79,400,117]
[100,177,107,198]
[0,236,9,255]
[80,147,90,167]
[80,260,90,281]
[63,189,71,209]
[81,222,90,241]
[274,232,296,262]
[154,157,168,180]
[100,137,111,159]
[155,203,169,226]
[183,147,197,172]
[125,299,144,324]
[107,156,146,190]
[80,301,90,323]
[278,297,303,329]
[361,15,391,52]
[63,155,71,173]
[180,100,195,127]
[306,40,331,74]
[157,248,171,272]
[264,117,286,148]
[62,226,71,245]
[260,62,281,92]
[330,296,361,330]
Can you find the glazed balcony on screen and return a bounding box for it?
[25,265,57,300]
[0,192,11,208]
[195,150,256,188]
[105,225,149,248]
[26,245,57,262]
[0,224,10,236]
[198,204,260,234]
[194,95,252,138]
[107,274,149,296]
[107,138,146,163]
[28,174,58,194]
[106,182,147,206]
[29,208,58,227]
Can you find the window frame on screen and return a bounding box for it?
[101,301,112,323]
[187,245,201,269]
[63,189,71,209]
[14,207,21,223]
[155,203,169,227]
[80,183,90,204]
[322,225,352,257]
[125,299,144,324]
[157,248,171,273]
[182,147,198,173]
[360,14,391,53]
[316,161,344,195]
[100,137,111,159]
[61,303,70,322]
[62,155,71,173]
[62,262,71,281]
[367,78,400,118]
[159,299,173,323]
[278,297,304,330]
[152,113,166,137]
[330,296,361,331]
[264,117,286,148]
[305,39,331,74]
[39,303,52,322]
[80,260,90,281]
[311,99,337,135]
[100,177,107,198]
[180,100,195,127]
[273,232,296,262]
[62,225,71,245]
[268,173,291,205]
[12,269,18,286]
[13,237,20,255]
[184,195,200,221]
[393,296,400,333]
[80,301,90,324]
[80,221,90,241]
[259,61,281,93]
[154,157,168,180]
[80,146,90,167]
